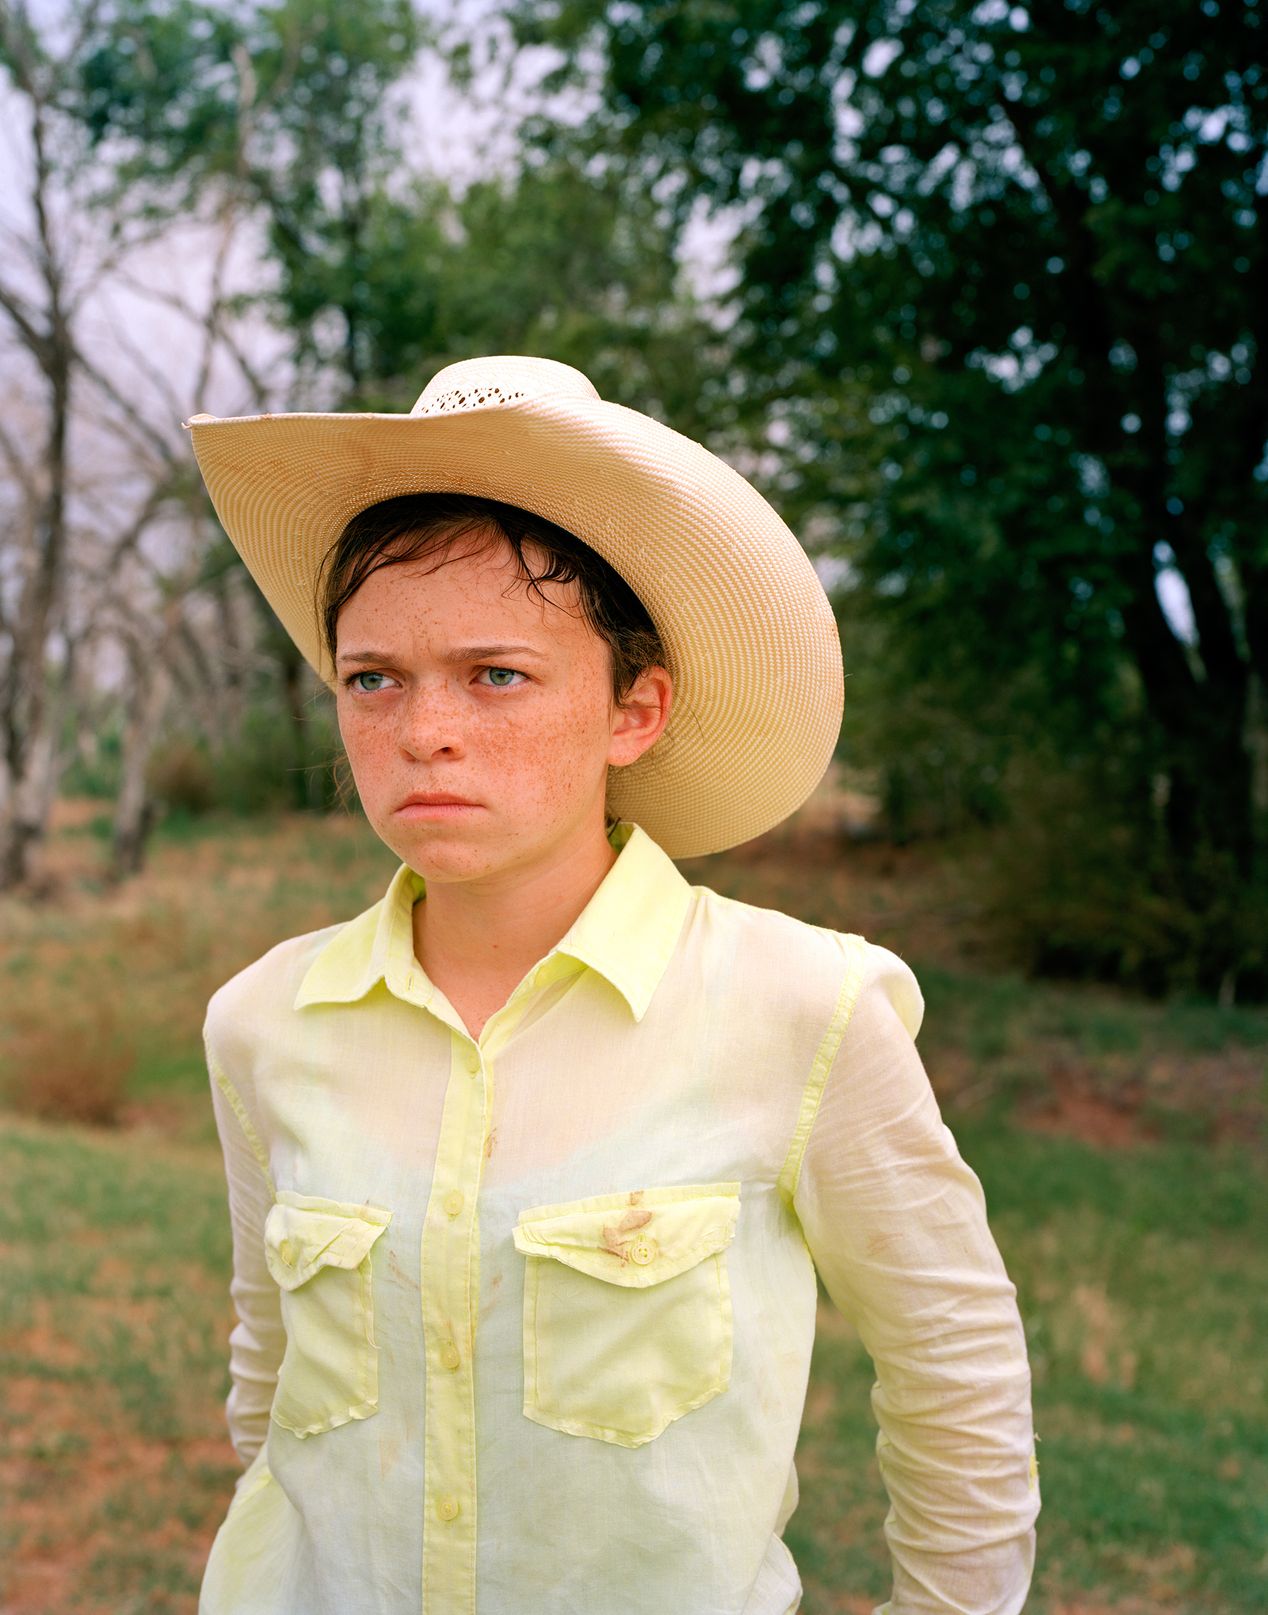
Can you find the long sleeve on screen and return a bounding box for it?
[205,1031,285,1476]
[793,939,1039,1615]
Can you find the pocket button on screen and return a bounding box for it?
[629,1235,657,1265]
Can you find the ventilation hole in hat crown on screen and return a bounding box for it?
[417,385,527,415]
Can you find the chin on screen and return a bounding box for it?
[377,825,506,881]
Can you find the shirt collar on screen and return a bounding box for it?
[293,820,692,1023]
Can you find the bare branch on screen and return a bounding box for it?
[72,346,178,464]
[94,293,190,428]
[189,206,240,404]
[0,274,47,356]
[0,416,41,506]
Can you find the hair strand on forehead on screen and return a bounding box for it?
[316,493,667,708]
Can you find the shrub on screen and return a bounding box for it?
[209,703,340,815]
[974,741,1267,1001]
[1,1000,136,1127]
[146,702,342,822]
[147,737,217,815]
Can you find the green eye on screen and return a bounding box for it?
[483,667,523,687]
[351,671,389,693]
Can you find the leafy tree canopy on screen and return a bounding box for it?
[503,0,1268,992]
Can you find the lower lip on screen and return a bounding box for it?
[394,802,484,820]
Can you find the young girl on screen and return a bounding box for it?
[185,355,1039,1615]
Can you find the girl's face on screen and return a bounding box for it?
[333,531,671,887]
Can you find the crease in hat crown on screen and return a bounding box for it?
[410,356,600,418]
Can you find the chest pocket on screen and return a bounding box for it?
[263,1189,392,1439]
[512,1182,741,1449]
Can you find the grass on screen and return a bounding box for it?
[0,1119,241,1612]
[1,801,1266,1612]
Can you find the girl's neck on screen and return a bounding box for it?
[410,822,619,1026]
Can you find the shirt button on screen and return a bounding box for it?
[629,1236,657,1266]
[278,1238,297,1265]
[463,1047,481,1075]
[437,1495,460,1522]
[443,1189,464,1218]
[440,1341,461,1370]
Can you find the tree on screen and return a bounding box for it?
[32,0,726,872]
[75,0,424,403]
[0,0,269,888]
[506,0,1268,997]
[40,0,429,846]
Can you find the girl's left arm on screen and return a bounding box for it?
[793,938,1039,1615]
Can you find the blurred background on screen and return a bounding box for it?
[1,1,1265,1611]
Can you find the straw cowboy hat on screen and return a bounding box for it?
[183,354,843,859]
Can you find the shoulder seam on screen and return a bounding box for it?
[776,930,869,1210]
[205,1041,276,1199]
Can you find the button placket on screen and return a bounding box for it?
[420,1034,493,1614]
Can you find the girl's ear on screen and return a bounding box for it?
[607,666,673,770]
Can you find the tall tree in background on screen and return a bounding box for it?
[85,0,428,816]
[0,0,264,888]
[66,0,723,845]
[509,0,1268,997]
[77,0,723,418]
[77,0,424,404]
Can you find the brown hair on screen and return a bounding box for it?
[316,492,667,704]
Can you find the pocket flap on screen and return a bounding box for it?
[263,1190,392,1292]
[512,1182,740,1287]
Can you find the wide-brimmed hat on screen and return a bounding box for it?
[183,354,843,858]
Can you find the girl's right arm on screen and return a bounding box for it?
[206,1034,285,1474]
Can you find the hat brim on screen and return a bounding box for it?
[187,394,843,858]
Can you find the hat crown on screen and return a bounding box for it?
[410,355,600,418]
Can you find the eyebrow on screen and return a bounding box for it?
[336,643,549,667]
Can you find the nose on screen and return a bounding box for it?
[397,679,467,762]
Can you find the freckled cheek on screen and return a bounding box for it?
[337,709,398,800]
[494,704,612,806]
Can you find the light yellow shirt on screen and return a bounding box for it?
[200,819,1039,1615]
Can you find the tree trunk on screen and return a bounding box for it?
[110,651,173,880]
[0,690,62,891]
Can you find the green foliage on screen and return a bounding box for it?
[146,700,341,819]
[76,0,422,204]
[70,0,720,415]
[978,738,1268,997]
[62,725,123,802]
[508,0,1268,997]
[252,156,728,423]
[74,0,425,396]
